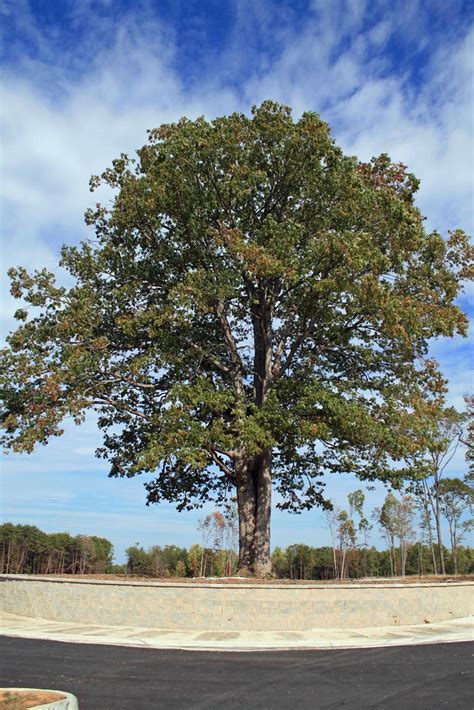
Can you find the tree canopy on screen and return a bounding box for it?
[1,101,472,575]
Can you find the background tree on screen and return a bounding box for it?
[393,495,416,576]
[416,489,438,574]
[374,493,416,576]
[348,489,373,577]
[374,492,399,575]
[187,543,202,577]
[324,505,340,579]
[337,510,356,579]
[126,544,153,576]
[46,532,74,574]
[270,546,289,578]
[161,545,189,575]
[197,512,225,576]
[462,395,473,476]
[286,543,315,579]
[223,498,239,574]
[438,477,473,574]
[1,102,472,576]
[407,405,466,574]
[149,546,169,577]
[175,559,187,577]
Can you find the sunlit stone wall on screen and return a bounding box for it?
[1,576,472,631]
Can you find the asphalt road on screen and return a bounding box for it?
[0,636,472,709]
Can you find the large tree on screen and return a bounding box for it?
[1,102,472,575]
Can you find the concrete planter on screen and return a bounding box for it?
[0,688,78,709]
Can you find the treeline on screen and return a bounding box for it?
[123,543,238,578]
[2,522,472,579]
[0,523,113,575]
[270,543,473,579]
[120,541,473,579]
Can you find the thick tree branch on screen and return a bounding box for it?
[215,300,245,396]
[207,448,236,482]
[189,342,231,374]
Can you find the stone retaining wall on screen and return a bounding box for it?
[1,576,472,631]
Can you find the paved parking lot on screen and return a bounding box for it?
[0,636,472,709]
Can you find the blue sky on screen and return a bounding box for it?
[1,0,473,563]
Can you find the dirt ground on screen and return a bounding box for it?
[0,690,65,709]
[25,573,474,585]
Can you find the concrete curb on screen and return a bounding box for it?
[1,612,472,652]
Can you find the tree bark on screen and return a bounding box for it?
[236,450,272,576]
[233,288,274,577]
[332,546,338,579]
[340,547,347,580]
[236,458,257,574]
[433,477,446,575]
[390,537,397,576]
[448,521,457,575]
[421,482,438,574]
[401,542,406,576]
[254,449,272,576]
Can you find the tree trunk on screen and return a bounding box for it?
[421,488,438,574]
[448,521,457,575]
[234,293,274,578]
[434,487,446,575]
[427,470,446,575]
[236,458,257,574]
[390,537,397,576]
[400,542,406,576]
[254,449,272,576]
[425,511,438,575]
[340,548,347,579]
[6,541,11,574]
[236,451,272,576]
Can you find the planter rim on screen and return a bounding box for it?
[1,573,473,591]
